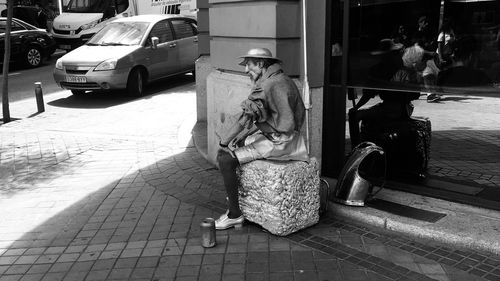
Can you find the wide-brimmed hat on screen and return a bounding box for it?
[238,48,281,66]
[370,39,403,55]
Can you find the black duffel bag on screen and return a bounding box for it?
[360,116,431,180]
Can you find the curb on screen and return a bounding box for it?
[328,187,500,255]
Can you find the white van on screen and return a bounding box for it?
[51,0,196,51]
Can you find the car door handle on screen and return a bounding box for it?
[193,38,198,43]
[168,43,177,48]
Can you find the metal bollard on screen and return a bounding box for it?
[35,82,45,113]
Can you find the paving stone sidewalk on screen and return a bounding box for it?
[0,83,499,281]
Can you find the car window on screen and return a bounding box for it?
[149,20,173,44]
[11,21,25,31]
[170,19,196,39]
[87,21,149,46]
[0,20,26,32]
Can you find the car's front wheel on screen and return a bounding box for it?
[24,45,42,68]
[126,68,145,97]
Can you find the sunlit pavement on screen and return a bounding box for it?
[0,83,499,281]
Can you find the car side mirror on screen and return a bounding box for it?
[151,37,159,49]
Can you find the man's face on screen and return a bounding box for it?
[245,60,263,82]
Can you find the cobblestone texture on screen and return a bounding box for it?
[0,80,498,280]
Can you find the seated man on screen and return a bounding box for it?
[349,43,422,148]
[216,48,309,230]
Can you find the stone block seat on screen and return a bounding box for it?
[236,158,320,236]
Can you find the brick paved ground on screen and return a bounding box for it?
[1,79,499,280]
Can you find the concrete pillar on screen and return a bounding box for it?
[208,0,301,75]
[195,0,211,123]
[199,0,327,169]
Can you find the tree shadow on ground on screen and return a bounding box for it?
[47,73,195,109]
[0,146,224,263]
[2,127,499,280]
[0,137,132,198]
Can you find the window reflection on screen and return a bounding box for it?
[344,0,500,93]
[336,0,500,196]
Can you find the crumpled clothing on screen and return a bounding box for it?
[234,131,309,164]
[237,63,305,135]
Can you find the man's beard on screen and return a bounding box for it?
[249,72,261,82]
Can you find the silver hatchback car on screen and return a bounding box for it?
[53,14,198,96]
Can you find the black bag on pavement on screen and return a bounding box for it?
[360,116,431,180]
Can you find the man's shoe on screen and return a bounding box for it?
[427,94,440,103]
[215,210,244,230]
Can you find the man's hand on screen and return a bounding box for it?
[218,143,236,158]
[348,107,358,122]
[348,107,357,116]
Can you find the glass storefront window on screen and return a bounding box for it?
[346,0,500,94]
[329,0,500,206]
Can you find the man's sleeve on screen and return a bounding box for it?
[238,86,268,128]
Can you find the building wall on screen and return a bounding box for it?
[195,0,211,123]
[196,0,327,168]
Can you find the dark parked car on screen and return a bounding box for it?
[1,6,51,30]
[0,17,57,68]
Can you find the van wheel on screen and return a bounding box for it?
[25,45,42,68]
[71,90,85,96]
[127,68,145,96]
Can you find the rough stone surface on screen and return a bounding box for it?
[237,158,320,236]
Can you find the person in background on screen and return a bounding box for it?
[422,52,442,102]
[412,16,436,53]
[392,24,410,47]
[437,36,492,87]
[392,45,426,85]
[412,16,447,102]
[34,3,48,30]
[436,18,456,68]
[215,48,308,230]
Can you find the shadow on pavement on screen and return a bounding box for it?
[0,117,21,125]
[47,91,135,109]
[1,128,500,281]
[47,73,195,109]
[0,146,222,262]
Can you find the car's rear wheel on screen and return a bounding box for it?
[24,46,42,68]
[71,90,85,96]
[127,68,145,97]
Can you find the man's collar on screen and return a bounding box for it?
[256,63,283,84]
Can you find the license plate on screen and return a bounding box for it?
[66,76,86,83]
[59,44,71,50]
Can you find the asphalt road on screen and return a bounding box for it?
[0,50,66,103]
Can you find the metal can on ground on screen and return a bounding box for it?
[200,218,216,248]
